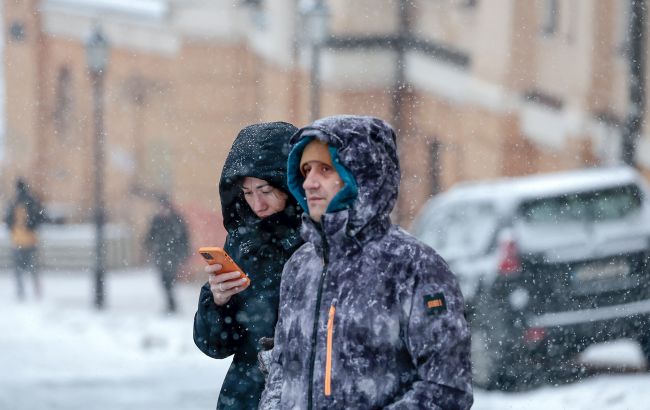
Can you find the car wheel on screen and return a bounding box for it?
[470,324,503,389]
[639,332,650,371]
[470,298,535,391]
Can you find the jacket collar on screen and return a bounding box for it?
[300,210,391,258]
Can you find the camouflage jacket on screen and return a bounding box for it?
[260,116,473,409]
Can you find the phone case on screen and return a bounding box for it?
[198,247,249,283]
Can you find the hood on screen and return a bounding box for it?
[219,121,301,233]
[287,115,400,236]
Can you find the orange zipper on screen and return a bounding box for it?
[325,305,336,396]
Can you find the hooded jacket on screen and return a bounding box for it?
[5,182,47,248]
[193,122,303,410]
[260,116,473,409]
[5,182,47,232]
[144,204,190,271]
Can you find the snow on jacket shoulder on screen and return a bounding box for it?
[260,116,473,409]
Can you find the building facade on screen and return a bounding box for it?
[2,0,649,264]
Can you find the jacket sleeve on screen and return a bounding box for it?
[193,282,245,359]
[258,324,284,409]
[384,254,473,410]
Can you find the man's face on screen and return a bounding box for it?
[301,160,343,222]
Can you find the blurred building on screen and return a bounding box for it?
[2,0,649,257]
[1,0,265,258]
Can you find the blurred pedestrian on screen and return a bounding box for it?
[144,194,190,313]
[193,121,303,410]
[260,116,473,409]
[4,178,48,300]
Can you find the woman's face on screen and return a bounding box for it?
[241,177,288,219]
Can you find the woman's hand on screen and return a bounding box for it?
[207,263,250,306]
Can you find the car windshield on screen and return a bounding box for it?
[417,201,498,260]
[518,184,643,224]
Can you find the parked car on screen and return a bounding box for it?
[412,166,650,390]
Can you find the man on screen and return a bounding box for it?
[260,115,473,409]
[4,178,47,300]
[145,195,190,313]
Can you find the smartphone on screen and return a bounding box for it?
[198,247,250,283]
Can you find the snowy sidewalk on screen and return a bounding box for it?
[1,268,649,410]
[0,268,230,410]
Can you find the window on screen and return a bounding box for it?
[459,0,477,8]
[53,67,73,138]
[518,184,643,224]
[242,0,267,30]
[9,22,26,42]
[148,140,174,192]
[429,139,442,196]
[540,0,559,36]
[566,0,578,43]
[617,1,631,56]
[417,202,499,259]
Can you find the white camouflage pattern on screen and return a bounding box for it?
[260,116,473,409]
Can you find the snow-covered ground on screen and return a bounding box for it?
[0,268,228,410]
[0,268,649,410]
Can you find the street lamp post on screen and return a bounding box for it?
[300,0,329,121]
[622,0,646,167]
[393,0,412,226]
[86,27,110,310]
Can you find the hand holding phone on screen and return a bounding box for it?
[199,247,250,305]
[199,247,248,278]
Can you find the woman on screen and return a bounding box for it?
[193,122,303,409]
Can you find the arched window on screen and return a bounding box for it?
[53,66,73,138]
[541,0,559,36]
[429,138,442,196]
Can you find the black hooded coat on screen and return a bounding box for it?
[193,122,303,410]
[5,181,47,234]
